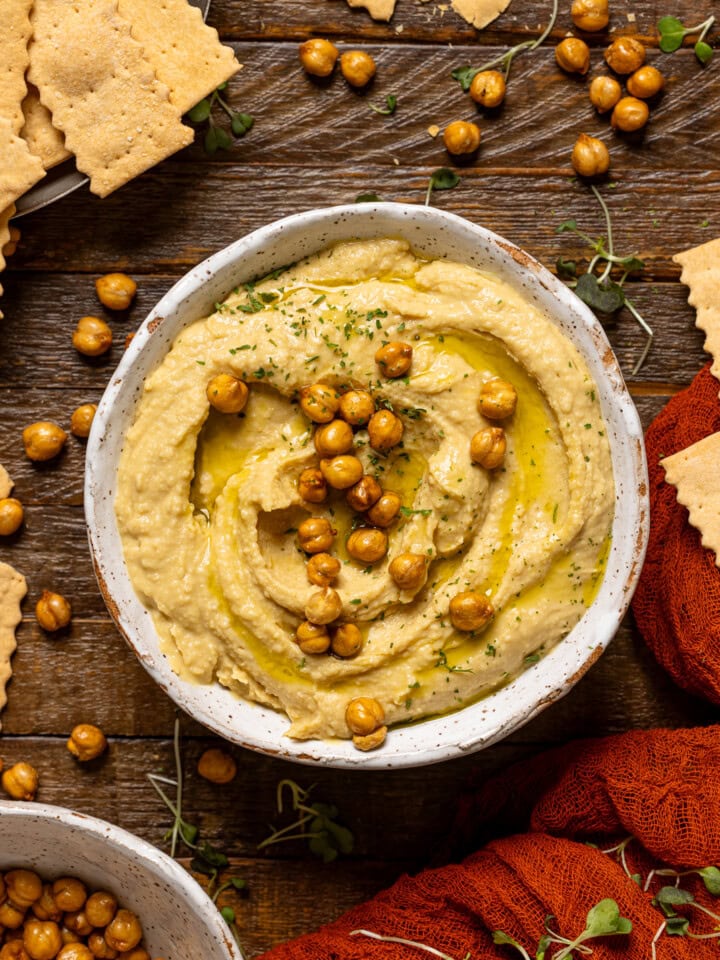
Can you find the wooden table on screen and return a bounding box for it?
[1,0,719,954]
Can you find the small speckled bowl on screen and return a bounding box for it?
[85,203,649,769]
[0,800,243,959]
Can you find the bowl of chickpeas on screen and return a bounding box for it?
[0,800,243,959]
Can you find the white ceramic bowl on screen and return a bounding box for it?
[0,800,243,959]
[86,203,649,769]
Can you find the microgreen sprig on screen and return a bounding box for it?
[369,94,398,116]
[556,185,654,375]
[186,82,254,154]
[493,900,631,960]
[258,779,354,863]
[657,15,715,64]
[425,168,461,206]
[351,930,470,960]
[452,0,559,90]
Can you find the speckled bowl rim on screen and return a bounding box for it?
[85,202,649,769]
[0,799,243,958]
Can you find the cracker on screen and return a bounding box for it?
[0,464,12,500]
[0,205,12,321]
[0,561,27,729]
[662,431,720,568]
[451,0,512,29]
[117,0,241,115]
[0,0,34,134]
[674,238,720,388]
[345,0,397,20]
[29,0,194,198]
[21,84,71,170]
[0,117,45,211]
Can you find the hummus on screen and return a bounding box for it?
[116,238,613,742]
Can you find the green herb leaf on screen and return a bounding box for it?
[656,886,695,907]
[665,915,691,936]
[556,257,577,279]
[575,273,626,313]
[695,39,714,64]
[658,15,686,52]
[430,168,461,191]
[555,219,578,234]
[187,98,211,122]
[585,898,632,937]
[229,877,247,890]
[356,192,383,203]
[700,866,720,894]
[451,65,479,91]
[231,112,254,136]
[369,94,397,116]
[220,906,236,924]
[621,256,646,274]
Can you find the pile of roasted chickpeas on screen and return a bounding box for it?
[0,869,160,960]
[206,325,519,749]
[1,726,107,804]
[299,37,378,89]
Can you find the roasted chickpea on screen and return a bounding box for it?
[319,455,364,490]
[469,70,506,108]
[36,590,72,632]
[0,498,24,536]
[63,912,92,938]
[604,36,646,74]
[555,37,590,75]
[70,404,97,439]
[299,383,340,423]
[52,878,87,913]
[346,528,388,564]
[352,726,387,751]
[626,64,664,99]
[571,133,610,177]
[32,886,62,922]
[57,946,93,960]
[298,38,339,77]
[478,379,517,420]
[338,390,375,426]
[104,911,142,954]
[589,75,622,113]
[1,761,39,800]
[571,0,609,31]
[0,900,26,929]
[307,552,341,587]
[367,410,404,452]
[23,920,62,960]
[345,696,385,736]
[60,928,81,946]
[298,517,336,554]
[304,588,343,626]
[0,941,31,960]
[95,273,137,311]
[470,427,507,469]
[22,422,67,462]
[388,552,427,591]
[449,591,494,632]
[66,725,107,763]
[87,932,118,959]
[346,475,382,512]
[197,747,236,784]
[611,96,649,132]
[375,341,413,378]
[295,620,331,654]
[443,120,481,155]
[331,623,363,658]
[366,491,401,527]
[340,50,376,87]
[84,892,117,930]
[5,871,42,910]
[297,467,328,503]
[206,374,249,414]
[72,317,112,357]
[313,419,354,457]
[116,951,149,960]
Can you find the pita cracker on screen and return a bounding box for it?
[29,0,193,198]
[451,0,512,29]
[674,238,720,388]
[117,0,241,115]
[21,85,71,170]
[662,431,720,568]
[345,0,397,20]
[0,561,26,729]
[0,0,34,134]
[0,465,13,500]
[0,117,46,211]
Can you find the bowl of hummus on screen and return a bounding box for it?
[86,203,648,768]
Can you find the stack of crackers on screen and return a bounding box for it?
[1,0,240,317]
[662,238,720,567]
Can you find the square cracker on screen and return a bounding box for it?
[451,0,512,30]
[0,117,45,212]
[662,432,720,568]
[29,0,194,198]
[21,84,71,170]
[0,0,34,134]
[0,560,27,726]
[674,238,720,389]
[117,0,241,115]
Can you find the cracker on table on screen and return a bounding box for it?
[344,0,397,21]
[674,238,720,389]
[451,0,512,29]
[117,0,241,115]
[0,117,46,211]
[0,561,27,728]
[29,0,194,198]
[21,84,71,170]
[0,0,34,134]
[662,432,720,568]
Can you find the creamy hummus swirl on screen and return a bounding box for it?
[116,238,614,740]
